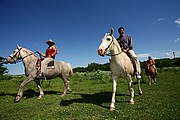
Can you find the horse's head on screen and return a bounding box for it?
[98,28,115,56]
[6,45,23,64]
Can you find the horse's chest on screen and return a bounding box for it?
[110,63,125,75]
[110,60,133,77]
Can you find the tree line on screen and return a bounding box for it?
[73,57,180,72]
[0,56,180,75]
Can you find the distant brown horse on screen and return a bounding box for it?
[145,65,157,85]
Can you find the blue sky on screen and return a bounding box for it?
[0,0,180,74]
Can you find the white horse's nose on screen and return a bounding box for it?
[98,47,105,56]
[5,57,11,63]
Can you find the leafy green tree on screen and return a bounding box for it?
[0,56,8,75]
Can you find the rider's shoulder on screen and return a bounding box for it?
[126,34,131,37]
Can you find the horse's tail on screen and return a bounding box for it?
[69,68,73,76]
[68,63,73,76]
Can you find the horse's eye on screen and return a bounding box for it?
[106,38,111,41]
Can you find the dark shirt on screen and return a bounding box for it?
[117,35,133,50]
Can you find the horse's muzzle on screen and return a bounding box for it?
[5,57,15,64]
[98,47,105,56]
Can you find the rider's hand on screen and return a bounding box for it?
[37,51,41,55]
[123,50,127,52]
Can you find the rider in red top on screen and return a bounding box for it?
[45,45,58,59]
[37,39,58,77]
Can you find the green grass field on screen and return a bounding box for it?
[0,69,180,120]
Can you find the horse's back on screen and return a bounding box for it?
[55,61,73,75]
[149,65,156,75]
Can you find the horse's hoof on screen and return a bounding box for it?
[37,97,43,99]
[129,101,134,104]
[14,95,21,103]
[139,91,143,95]
[60,94,65,97]
[14,100,20,103]
[68,89,72,93]
[37,95,43,99]
[109,107,115,112]
[14,98,20,103]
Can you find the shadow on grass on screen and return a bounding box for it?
[0,92,16,97]
[0,89,62,99]
[23,89,64,98]
[60,92,130,109]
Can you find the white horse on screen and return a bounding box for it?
[98,28,142,111]
[6,45,73,103]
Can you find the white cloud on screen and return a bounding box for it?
[157,18,166,21]
[152,18,166,24]
[138,50,180,61]
[174,18,180,25]
[174,37,180,44]
[137,53,150,59]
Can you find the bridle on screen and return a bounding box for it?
[8,47,23,64]
[8,47,37,64]
[105,35,122,56]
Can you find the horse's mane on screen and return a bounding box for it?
[111,35,121,52]
[22,47,38,58]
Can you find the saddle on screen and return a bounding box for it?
[125,52,137,73]
[145,64,155,74]
[36,58,55,76]
[47,61,55,68]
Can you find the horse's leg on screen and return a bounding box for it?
[148,75,152,85]
[153,75,157,84]
[137,78,143,95]
[60,75,69,97]
[109,76,117,111]
[34,79,44,99]
[127,75,134,104]
[67,78,72,92]
[14,75,34,103]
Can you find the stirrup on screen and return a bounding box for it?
[136,74,141,79]
[135,72,141,79]
[36,73,44,79]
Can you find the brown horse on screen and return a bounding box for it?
[145,65,157,85]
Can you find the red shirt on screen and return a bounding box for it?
[46,46,58,59]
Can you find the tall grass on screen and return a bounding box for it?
[0,68,179,120]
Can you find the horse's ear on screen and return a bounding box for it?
[17,44,20,49]
[110,28,114,35]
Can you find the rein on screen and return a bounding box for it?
[9,48,38,64]
[105,35,122,56]
[21,51,38,59]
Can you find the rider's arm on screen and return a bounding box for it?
[37,51,46,57]
[128,36,133,50]
[51,46,58,58]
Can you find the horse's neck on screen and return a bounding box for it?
[21,48,38,67]
[111,40,122,57]
[110,40,128,64]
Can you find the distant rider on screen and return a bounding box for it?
[146,56,158,75]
